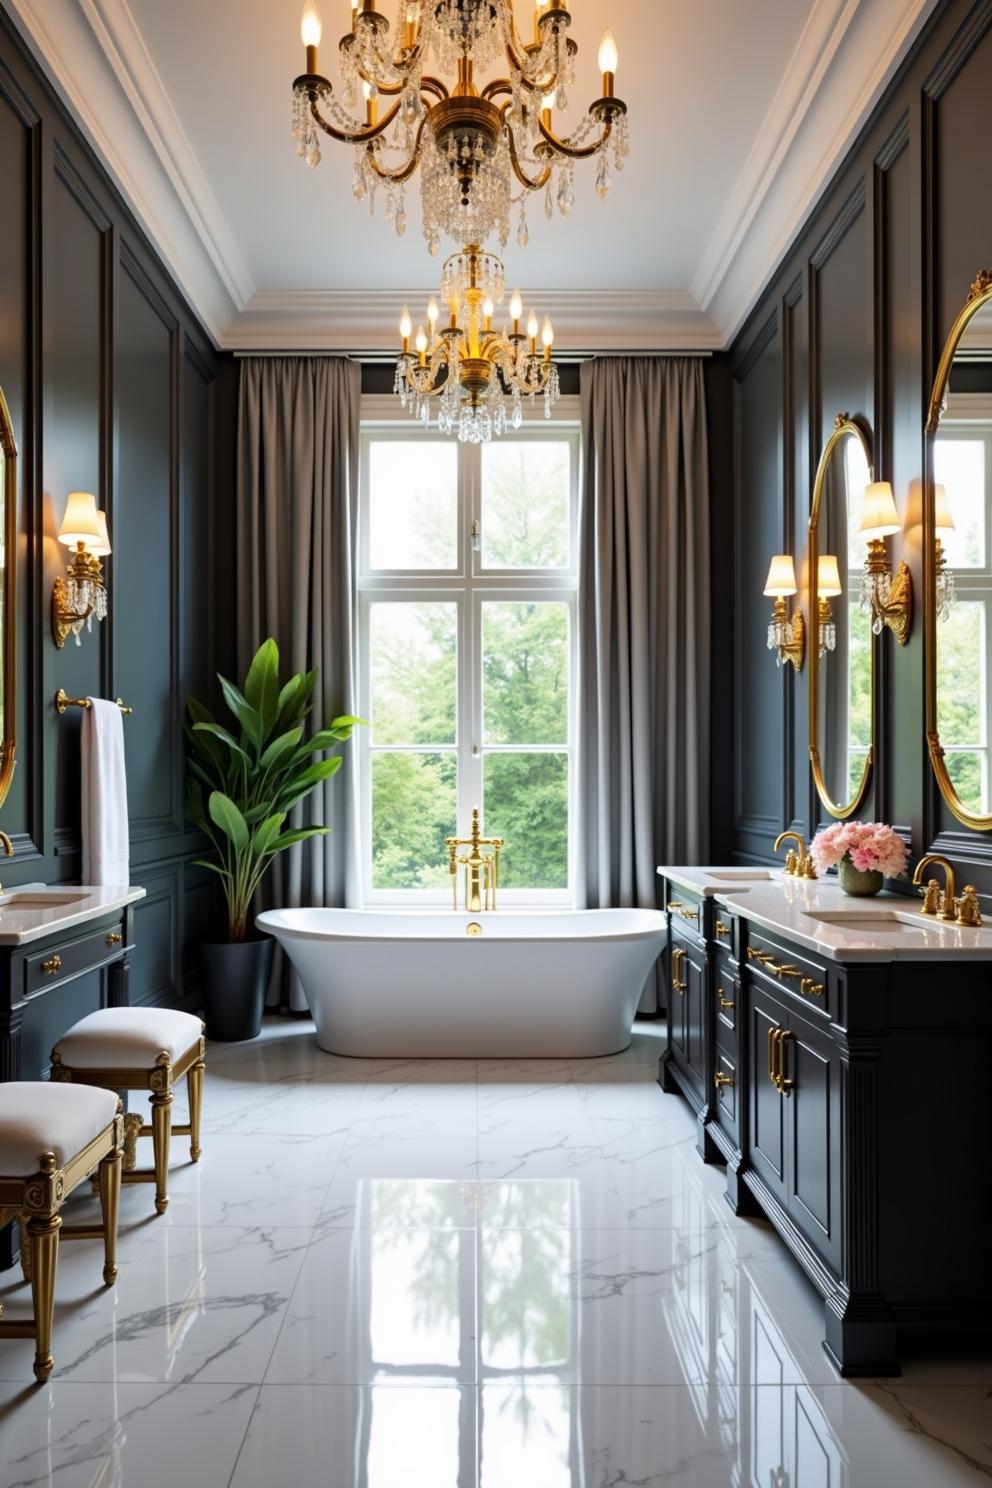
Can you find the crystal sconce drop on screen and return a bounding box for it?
[51,491,111,649]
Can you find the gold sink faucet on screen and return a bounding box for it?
[912,854,957,920]
[774,830,816,879]
[0,829,13,896]
[445,808,504,914]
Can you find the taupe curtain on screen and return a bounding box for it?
[236,356,362,1009]
[578,357,711,1012]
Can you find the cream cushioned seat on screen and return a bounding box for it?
[53,1008,203,1068]
[0,1081,119,1175]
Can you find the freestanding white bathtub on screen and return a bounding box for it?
[255,908,666,1058]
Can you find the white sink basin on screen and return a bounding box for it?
[707,871,777,882]
[1,891,91,909]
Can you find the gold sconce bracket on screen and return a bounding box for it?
[773,600,805,672]
[52,576,90,650]
[878,560,913,646]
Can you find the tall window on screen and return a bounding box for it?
[358,409,580,904]
[934,418,992,812]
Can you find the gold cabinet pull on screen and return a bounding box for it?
[800,977,824,998]
[768,1028,795,1097]
[717,987,735,1010]
[671,947,688,994]
[766,959,801,980]
[714,1071,735,1090]
[767,1026,777,1086]
[715,919,731,939]
[667,899,699,924]
[41,954,62,976]
[747,947,773,964]
[105,932,123,947]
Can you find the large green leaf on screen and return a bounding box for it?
[275,669,318,731]
[193,721,253,767]
[208,791,249,854]
[251,812,286,860]
[244,639,281,734]
[271,826,331,851]
[219,676,263,750]
[330,715,365,731]
[259,727,304,772]
[193,858,232,881]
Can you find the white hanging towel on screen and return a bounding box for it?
[81,699,130,885]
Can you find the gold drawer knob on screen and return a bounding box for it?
[715,919,731,939]
[714,1072,735,1090]
[106,932,123,947]
[42,954,62,976]
[717,990,735,1010]
[800,977,824,997]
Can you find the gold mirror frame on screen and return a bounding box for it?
[808,413,874,819]
[924,268,992,830]
[0,386,16,812]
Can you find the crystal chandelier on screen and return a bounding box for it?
[291,1,629,254]
[395,243,559,442]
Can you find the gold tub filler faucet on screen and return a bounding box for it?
[446,808,504,913]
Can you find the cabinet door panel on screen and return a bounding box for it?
[683,940,706,1089]
[748,993,787,1205]
[788,1018,841,1273]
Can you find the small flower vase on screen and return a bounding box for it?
[838,857,883,897]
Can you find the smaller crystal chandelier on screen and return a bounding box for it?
[395,243,559,442]
[934,481,957,621]
[51,491,111,649]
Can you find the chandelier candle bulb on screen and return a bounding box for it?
[300,1,322,72]
[598,28,618,96]
[399,305,412,353]
[483,297,495,330]
[542,315,554,358]
[527,308,539,352]
[510,289,523,331]
[415,325,428,363]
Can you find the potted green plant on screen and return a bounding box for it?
[185,637,360,1041]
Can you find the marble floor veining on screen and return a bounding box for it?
[1,1020,990,1486]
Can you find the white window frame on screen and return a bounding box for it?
[358,396,581,907]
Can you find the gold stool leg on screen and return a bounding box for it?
[186,1060,204,1162]
[98,1143,123,1285]
[150,1091,173,1214]
[27,1214,61,1383]
[18,1215,32,1284]
[122,1112,143,1173]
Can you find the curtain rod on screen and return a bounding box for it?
[231,350,714,360]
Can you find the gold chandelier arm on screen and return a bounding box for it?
[536,111,614,160]
[309,92,403,144]
[367,116,429,183]
[482,78,514,102]
[504,111,552,190]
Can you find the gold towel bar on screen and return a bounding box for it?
[55,689,133,717]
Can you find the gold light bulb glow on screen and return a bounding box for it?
[300,2,322,47]
[526,309,539,340]
[598,28,619,75]
[399,305,412,339]
[415,325,428,354]
[542,315,554,348]
[509,290,523,323]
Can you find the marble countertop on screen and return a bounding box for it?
[0,883,146,946]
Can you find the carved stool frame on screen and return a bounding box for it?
[50,1027,205,1216]
[0,1106,123,1382]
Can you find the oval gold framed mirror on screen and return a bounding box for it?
[0,387,16,812]
[925,270,992,830]
[808,414,874,818]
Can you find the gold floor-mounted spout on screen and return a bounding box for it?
[446,808,504,913]
[774,830,816,879]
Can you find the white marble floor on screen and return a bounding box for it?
[1,1019,990,1487]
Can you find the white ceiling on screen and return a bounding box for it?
[5,0,940,350]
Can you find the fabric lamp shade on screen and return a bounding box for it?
[58,491,103,548]
[934,482,955,533]
[89,510,112,557]
[763,554,797,597]
[817,554,843,597]
[859,480,901,540]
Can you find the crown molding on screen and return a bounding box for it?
[223,288,724,353]
[2,0,239,342]
[706,0,940,345]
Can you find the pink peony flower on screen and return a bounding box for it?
[810,821,909,880]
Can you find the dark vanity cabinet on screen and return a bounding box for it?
[658,876,992,1376]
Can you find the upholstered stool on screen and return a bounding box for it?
[51,1009,205,1216]
[0,1082,122,1382]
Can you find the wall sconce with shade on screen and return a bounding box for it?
[817,554,842,656]
[764,554,805,671]
[934,482,956,620]
[857,479,912,643]
[51,491,111,649]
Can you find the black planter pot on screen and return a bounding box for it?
[198,936,274,1042]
